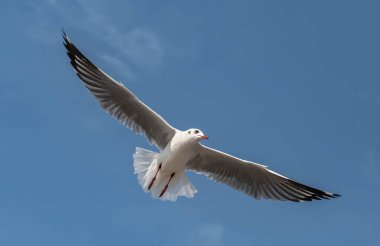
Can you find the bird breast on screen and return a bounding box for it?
[159,132,197,173]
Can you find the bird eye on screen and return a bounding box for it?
[188,131,191,134]
[194,130,199,134]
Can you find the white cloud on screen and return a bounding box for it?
[27,0,164,76]
[115,28,164,69]
[101,55,136,82]
[71,0,164,71]
[45,0,58,6]
[190,222,224,246]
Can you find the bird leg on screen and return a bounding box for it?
[148,163,162,190]
[159,172,175,198]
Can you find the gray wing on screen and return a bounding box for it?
[187,145,340,202]
[63,32,176,150]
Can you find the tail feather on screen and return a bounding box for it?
[133,147,159,191]
[133,147,197,201]
[169,174,198,199]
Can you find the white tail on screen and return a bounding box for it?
[133,147,197,201]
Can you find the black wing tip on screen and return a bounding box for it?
[62,30,75,58]
[287,179,341,202]
[62,30,99,71]
[62,28,70,46]
[285,193,340,203]
[62,27,67,38]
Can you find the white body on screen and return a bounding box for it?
[134,131,199,201]
[160,131,197,174]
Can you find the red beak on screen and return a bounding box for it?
[200,135,209,140]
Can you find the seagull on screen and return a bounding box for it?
[63,32,340,202]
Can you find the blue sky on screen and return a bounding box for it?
[1,0,379,245]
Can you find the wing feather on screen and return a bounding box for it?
[186,145,340,202]
[63,32,176,150]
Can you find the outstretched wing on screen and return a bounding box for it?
[63,32,176,150]
[187,145,340,202]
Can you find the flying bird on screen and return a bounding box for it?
[63,32,340,202]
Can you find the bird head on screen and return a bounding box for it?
[186,128,209,141]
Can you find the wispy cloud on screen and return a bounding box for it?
[101,55,136,82]
[75,1,164,71]
[27,0,164,77]
[112,28,164,69]
[189,223,224,246]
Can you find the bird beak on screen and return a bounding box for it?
[200,135,209,140]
